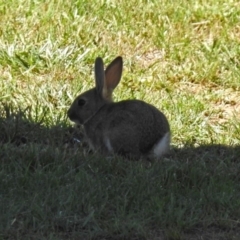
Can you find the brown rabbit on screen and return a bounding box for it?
[67,56,170,160]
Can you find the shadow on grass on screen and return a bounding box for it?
[0,104,83,148]
[0,104,240,240]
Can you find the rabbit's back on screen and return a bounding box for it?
[84,100,170,159]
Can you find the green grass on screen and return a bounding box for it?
[0,0,240,239]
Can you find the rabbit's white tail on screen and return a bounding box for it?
[152,132,171,159]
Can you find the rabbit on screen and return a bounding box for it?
[67,56,170,160]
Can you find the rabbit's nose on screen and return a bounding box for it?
[67,108,78,122]
[67,108,71,117]
[67,108,73,119]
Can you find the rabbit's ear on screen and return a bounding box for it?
[94,57,105,96]
[103,56,123,101]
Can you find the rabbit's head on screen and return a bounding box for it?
[67,56,123,124]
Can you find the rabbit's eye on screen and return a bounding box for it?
[78,99,86,106]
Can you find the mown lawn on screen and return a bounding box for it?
[0,0,240,239]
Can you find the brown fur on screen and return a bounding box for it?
[67,56,170,160]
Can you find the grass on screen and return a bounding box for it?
[0,0,240,239]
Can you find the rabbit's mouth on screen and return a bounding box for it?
[67,109,82,124]
[68,116,82,125]
[71,119,81,124]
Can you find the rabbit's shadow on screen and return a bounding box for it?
[168,144,240,162]
[0,104,239,163]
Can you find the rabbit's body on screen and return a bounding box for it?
[68,56,170,160]
[83,99,170,159]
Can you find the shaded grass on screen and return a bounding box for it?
[1,106,240,239]
[2,150,240,239]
